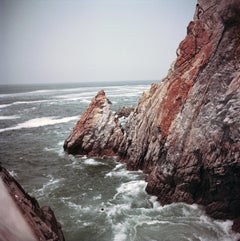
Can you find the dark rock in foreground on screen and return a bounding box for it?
[64,0,240,233]
[0,165,65,241]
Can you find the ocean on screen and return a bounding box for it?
[0,80,239,241]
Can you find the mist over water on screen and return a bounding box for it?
[0,81,239,241]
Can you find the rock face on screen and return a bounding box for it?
[115,106,134,118]
[0,165,65,241]
[121,0,240,227]
[64,0,240,231]
[64,90,124,156]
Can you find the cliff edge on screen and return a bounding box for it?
[64,0,240,231]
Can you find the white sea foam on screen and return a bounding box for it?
[149,196,162,209]
[0,88,74,98]
[65,160,83,170]
[0,100,47,109]
[56,91,96,99]
[58,96,92,103]
[115,180,147,198]
[34,175,65,199]
[53,94,91,103]
[105,163,142,179]
[105,174,240,241]
[0,116,79,133]
[67,201,91,213]
[80,98,91,104]
[0,90,49,98]
[199,215,240,241]
[107,93,140,98]
[93,194,102,200]
[113,223,128,241]
[54,85,148,102]
[14,100,47,105]
[107,203,131,217]
[0,115,20,120]
[0,104,12,108]
[44,141,65,156]
[9,170,18,177]
[83,158,105,166]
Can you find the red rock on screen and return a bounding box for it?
[118,0,240,227]
[64,90,124,157]
[64,0,240,233]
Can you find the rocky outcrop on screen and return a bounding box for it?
[121,0,240,227]
[0,165,65,241]
[64,0,240,232]
[64,90,124,156]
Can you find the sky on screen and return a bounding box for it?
[0,0,197,84]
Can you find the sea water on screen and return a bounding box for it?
[0,81,239,241]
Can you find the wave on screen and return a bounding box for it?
[56,91,97,99]
[0,90,50,98]
[83,158,105,166]
[106,177,240,241]
[0,115,20,120]
[0,97,89,109]
[0,116,79,133]
[115,180,147,197]
[0,88,64,98]
[13,100,47,105]
[105,163,143,180]
[9,170,18,177]
[33,175,65,199]
[54,85,149,101]
[0,104,12,109]
[0,82,151,98]
[47,158,239,241]
[0,86,101,98]
[0,100,48,109]
[58,97,92,103]
[107,92,142,98]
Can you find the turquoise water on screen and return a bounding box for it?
[0,81,239,241]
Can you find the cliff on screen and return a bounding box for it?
[64,0,240,232]
[0,165,65,241]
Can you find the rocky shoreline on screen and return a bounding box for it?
[64,0,240,233]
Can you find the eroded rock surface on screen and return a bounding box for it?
[64,0,240,232]
[121,0,240,228]
[64,90,124,156]
[0,165,65,241]
[115,106,134,118]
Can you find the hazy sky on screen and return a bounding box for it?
[1,0,196,84]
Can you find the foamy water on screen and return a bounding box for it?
[1,81,239,241]
[0,116,79,133]
[0,115,20,120]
